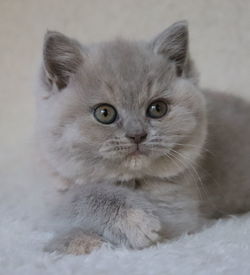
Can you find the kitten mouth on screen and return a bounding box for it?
[127,146,146,157]
[128,150,143,157]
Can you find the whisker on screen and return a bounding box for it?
[155,149,205,201]
[149,134,189,141]
[100,146,131,153]
[152,146,205,201]
[166,150,204,200]
[169,149,209,201]
[173,143,213,155]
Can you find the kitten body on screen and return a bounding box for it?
[201,91,250,218]
[36,22,250,252]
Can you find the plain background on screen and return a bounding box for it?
[1,0,250,154]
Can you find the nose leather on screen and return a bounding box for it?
[126,132,147,144]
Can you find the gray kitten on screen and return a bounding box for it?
[35,21,250,254]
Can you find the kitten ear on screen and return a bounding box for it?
[43,31,83,90]
[151,21,189,77]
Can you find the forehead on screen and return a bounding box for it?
[78,39,175,109]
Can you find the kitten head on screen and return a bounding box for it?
[36,21,207,184]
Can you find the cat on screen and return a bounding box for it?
[35,21,250,254]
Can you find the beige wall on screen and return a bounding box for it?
[1,0,250,150]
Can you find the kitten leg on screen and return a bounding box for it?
[108,207,163,249]
[143,181,205,238]
[44,228,104,255]
[61,183,163,249]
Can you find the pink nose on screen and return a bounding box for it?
[126,132,147,144]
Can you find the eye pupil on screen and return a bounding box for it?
[155,104,161,112]
[101,108,108,117]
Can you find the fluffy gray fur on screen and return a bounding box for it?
[36,21,250,253]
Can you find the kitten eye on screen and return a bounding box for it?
[93,104,117,124]
[147,100,168,119]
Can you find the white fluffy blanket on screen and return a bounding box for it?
[1,145,250,275]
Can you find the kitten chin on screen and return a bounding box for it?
[123,153,151,171]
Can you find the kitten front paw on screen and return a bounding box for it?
[110,208,162,249]
[44,228,104,255]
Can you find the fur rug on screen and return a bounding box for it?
[1,144,250,275]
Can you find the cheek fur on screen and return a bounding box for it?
[149,106,197,143]
[98,137,135,159]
